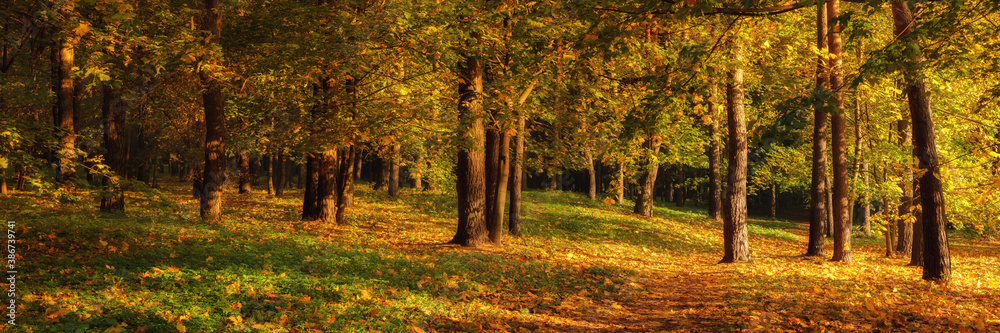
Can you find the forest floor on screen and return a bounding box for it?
[2,182,999,332]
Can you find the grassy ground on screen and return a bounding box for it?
[2,182,998,332]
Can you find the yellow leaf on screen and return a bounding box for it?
[176,323,187,333]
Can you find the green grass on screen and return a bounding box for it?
[3,185,997,332]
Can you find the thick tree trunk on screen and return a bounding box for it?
[302,155,318,220]
[449,54,489,247]
[509,112,525,236]
[238,150,251,194]
[485,129,500,230]
[100,86,128,211]
[890,1,950,281]
[720,45,751,264]
[55,36,76,185]
[388,143,400,197]
[316,150,339,223]
[633,134,661,217]
[0,170,6,196]
[199,0,226,222]
[489,132,511,244]
[335,146,355,224]
[828,0,852,262]
[708,86,722,221]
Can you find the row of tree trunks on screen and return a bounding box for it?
[720,38,750,264]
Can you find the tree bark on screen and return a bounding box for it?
[316,150,339,223]
[616,161,626,205]
[273,153,285,196]
[388,143,400,197]
[890,1,950,281]
[770,182,777,219]
[509,111,525,236]
[335,146,355,224]
[100,86,128,211]
[238,150,251,194]
[675,165,686,208]
[199,0,226,222]
[55,35,76,185]
[302,154,318,220]
[633,134,661,217]
[709,85,722,221]
[828,0,852,262]
[485,129,500,229]
[586,149,597,200]
[489,132,511,244]
[413,149,423,189]
[720,43,751,264]
[266,153,274,195]
[449,54,489,247]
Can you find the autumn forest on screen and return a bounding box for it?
[1,0,999,331]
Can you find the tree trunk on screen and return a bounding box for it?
[828,0,852,262]
[376,155,390,190]
[238,150,251,194]
[890,1,950,282]
[770,182,777,219]
[489,132,511,244]
[633,134,661,217]
[273,153,285,196]
[266,153,274,195]
[720,44,751,264]
[0,169,6,196]
[586,149,597,200]
[302,154,318,220]
[616,161,625,205]
[335,146,355,224]
[826,176,834,237]
[484,128,499,232]
[449,54,489,247]
[413,149,423,189]
[100,86,128,211]
[388,143,400,197]
[509,112,526,236]
[709,85,722,221]
[55,35,76,185]
[199,0,226,222]
[675,165,686,208]
[316,150,339,223]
